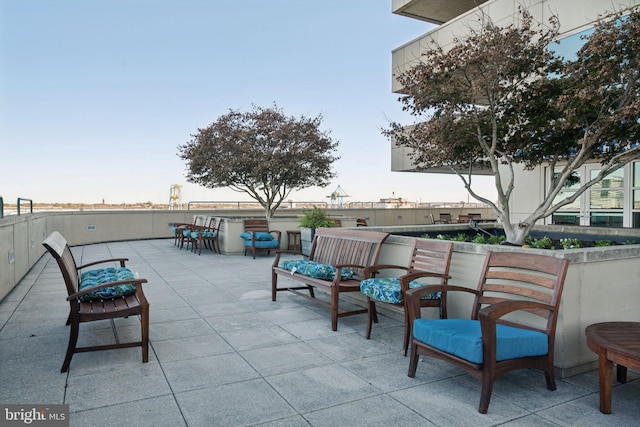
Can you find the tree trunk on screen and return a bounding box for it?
[503,227,528,246]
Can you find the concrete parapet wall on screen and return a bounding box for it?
[369,235,640,377]
[3,209,638,376]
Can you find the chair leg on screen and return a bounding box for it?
[331,287,339,331]
[366,299,375,339]
[408,340,419,377]
[61,320,80,373]
[141,306,149,363]
[544,363,557,390]
[402,305,411,356]
[478,376,494,414]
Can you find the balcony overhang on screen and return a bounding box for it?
[392,0,489,25]
[394,163,496,176]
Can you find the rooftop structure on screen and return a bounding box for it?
[390,0,640,229]
[2,238,639,424]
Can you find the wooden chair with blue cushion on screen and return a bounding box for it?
[188,216,222,255]
[405,250,569,413]
[360,239,453,355]
[181,215,209,251]
[241,219,281,259]
[201,216,223,254]
[170,215,197,246]
[42,231,150,372]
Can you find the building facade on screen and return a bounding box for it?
[391,0,640,228]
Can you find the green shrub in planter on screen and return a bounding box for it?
[299,207,335,255]
[299,207,335,228]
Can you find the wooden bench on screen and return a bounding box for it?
[271,228,389,331]
[42,231,150,372]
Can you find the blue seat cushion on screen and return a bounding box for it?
[245,239,279,249]
[190,230,217,238]
[360,277,441,304]
[412,318,549,364]
[240,231,275,241]
[280,259,355,280]
[78,267,137,302]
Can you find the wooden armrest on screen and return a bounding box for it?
[188,224,214,231]
[363,264,408,278]
[67,278,149,301]
[334,263,365,270]
[477,301,552,350]
[399,272,452,293]
[478,300,554,323]
[400,271,451,283]
[77,258,129,269]
[406,285,478,321]
[272,250,308,267]
[275,249,303,256]
[331,264,366,283]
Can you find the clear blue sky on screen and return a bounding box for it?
[1,0,496,205]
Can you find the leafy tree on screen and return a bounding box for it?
[178,104,339,218]
[386,8,640,245]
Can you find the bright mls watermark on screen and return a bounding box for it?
[1,405,69,426]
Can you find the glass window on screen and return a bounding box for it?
[589,190,624,209]
[590,212,623,227]
[552,213,580,225]
[634,190,640,209]
[634,162,640,187]
[552,171,580,210]
[550,28,595,61]
[591,169,624,188]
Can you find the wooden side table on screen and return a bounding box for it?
[286,230,301,253]
[585,322,640,414]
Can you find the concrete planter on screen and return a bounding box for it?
[366,231,640,378]
[300,227,315,256]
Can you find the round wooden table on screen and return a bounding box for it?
[585,322,640,414]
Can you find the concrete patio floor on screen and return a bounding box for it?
[1,238,639,426]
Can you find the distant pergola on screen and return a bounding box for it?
[327,185,349,208]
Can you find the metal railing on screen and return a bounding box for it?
[186,200,329,210]
[185,200,491,210]
[0,198,491,215]
[17,198,33,215]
